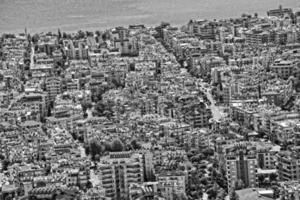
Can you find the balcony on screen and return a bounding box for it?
[127,177,140,183]
[102,171,113,176]
[126,164,141,169]
[102,183,114,189]
[127,169,141,174]
[127,174,140,179]
[102,175,113,181]
[100,166,112,171]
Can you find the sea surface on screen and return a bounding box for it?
[0,0,299,33]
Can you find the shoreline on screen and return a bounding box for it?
[1,4,299,34]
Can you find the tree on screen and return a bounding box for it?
[112,78,124,88]
[58,29,62,39]
[3,194,13,200]
[84,144,90,155]
[86,181,93,189]
[190,153,204,163]
[291,193,296,200]
[94,154,100,161]
[130,139,141,150]
[215,167,227,190]
[94,101,105,115]
[102,31,109,41]
[270,173,278,182]
[83,112,88,119]
[103,110,113,119]
[36,181,46,188]
[203,148,214,158]
[212,160,219,168]
[81,102,92,114]
[63,32,67,39]
[71,131,78,140]
[76,30,85,39]
[216,189,226,200]
[111,139,124,152]
[207,183,218,200]
[211,169,219,181]
[235,179,245,190]
[94,100,114,119]
[95,31,101,43]
[41,156,47,162]
[31,34,39,43]
[173,193,188,200]
[2,160,10,171]
[95,30,101,37]
[200,177,208,185]
[86,31,93,37]
[258,174,265,187]
[230,189,239,200]
[272,186,280,199]
[45,165,51,175]
[89,141,102,160]
[103,142,112,152]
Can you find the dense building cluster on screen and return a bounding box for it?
[1,5,300,200]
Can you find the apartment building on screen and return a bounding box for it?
[66,168,89,189]
[16,92,48,121]
[279,181,300,200]
[129,182,160,200]
[63,40,88,60]
[270,59,296,79]
[183,102,212,128]
[225,143,258,189]
[257,148,276,170]
[97,152,145,200]
[45,77,62,102]
[244,29,269,45]
[277,151,300,181]
[187,20,217,40]
[156,171,187,200]
[0,91,13,108]
[267,6,293,18]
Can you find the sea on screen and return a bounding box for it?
[0,0,299,34]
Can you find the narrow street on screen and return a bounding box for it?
[30,46,35,68]
[206,88,223,122]
[197,81,223,121]
[79,145,86,158]
[90,169,100,186]
[87,109,93,119]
